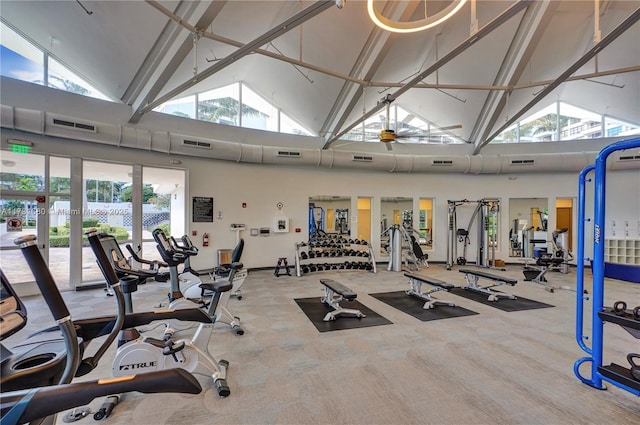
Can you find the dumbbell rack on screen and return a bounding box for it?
[294,236,377,277]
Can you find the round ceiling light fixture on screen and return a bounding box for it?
[367,0,468,34]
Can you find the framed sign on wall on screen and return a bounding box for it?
[192,196,214,222]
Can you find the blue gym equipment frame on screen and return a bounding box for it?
[574,137,640,396]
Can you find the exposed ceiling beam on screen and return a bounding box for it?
[480,6,640,150]
[366,66,640,90]
[468,0,557,153]
[129,0,336,123]
[320,1,420,139]
[135,1,637,95]
[322,0,533,149]
[125,1,226,113]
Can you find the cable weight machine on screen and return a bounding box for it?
[446,199,500,270]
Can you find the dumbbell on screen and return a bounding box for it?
[300,251,308,260]
[301,266,310,274]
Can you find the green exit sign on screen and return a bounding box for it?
[10,144,30,154]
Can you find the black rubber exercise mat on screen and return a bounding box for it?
[294,297,392,332]
[369,291,478,321]
[449,287,555,311]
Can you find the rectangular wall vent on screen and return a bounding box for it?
[182,139,212,149]
[510,159,535,165]
[277,150,301,158]
[432,160,454,166]
[352,155,373,162]
[52,118,97,133]
[618,155,640,161]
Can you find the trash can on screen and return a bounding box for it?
[218,249,233,266]
[533,247,546,258]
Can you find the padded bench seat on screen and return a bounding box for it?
[319,279,365,321]
[319,279,357,301]
[404,272,455,309]
[459,269,517,285]
[404,272,454,290]
[459,268,517,301]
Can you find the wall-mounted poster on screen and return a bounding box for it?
[192,196,214,222]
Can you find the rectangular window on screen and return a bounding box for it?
[48,57,110,100]
[198,83,240,125]
[0,150,45,191]
[241,84,277,131]
[559,103,601,141]
[281,112,311,136]
[0,22,44,84]
[49,156,70,194]
[155,95,196,119]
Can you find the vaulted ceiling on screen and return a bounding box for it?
[1,1,639,154]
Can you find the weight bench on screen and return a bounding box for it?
[523,255,575,293]
[319,279,366,321]
[404,272,455,309]
[459,268,518,301]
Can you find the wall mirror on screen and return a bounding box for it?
[380,197,413,255]
[356,197,371,243]
[555,198,573,251]
[308,196,350,238]
[418,198,434,251]
[509,198,549,257]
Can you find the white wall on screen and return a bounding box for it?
[1,133,638,271]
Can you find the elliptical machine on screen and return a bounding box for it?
[1,236,202,425]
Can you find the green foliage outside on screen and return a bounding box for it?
[82,217,99,228]
[153,223,171,236]
[198,97,266,125]
[49,224,128,247]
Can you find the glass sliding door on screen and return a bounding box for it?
[48,156,72,288]
[81,161,132,284]
[0,150,47,296]
[139,166,186,263]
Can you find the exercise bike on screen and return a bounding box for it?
[178,235,247,301]
[85,228,233,397]
[152,229,245,336]
[1,236,202,425]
